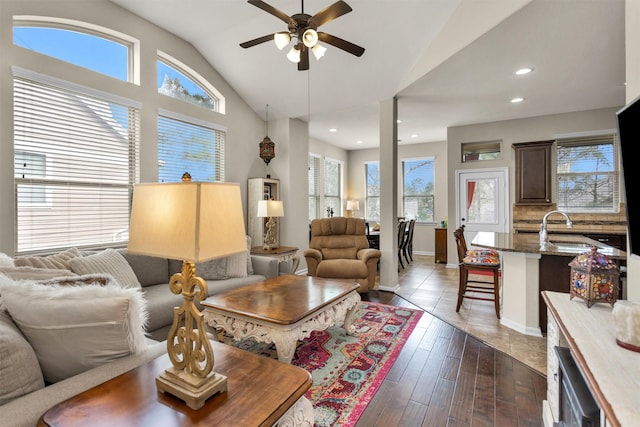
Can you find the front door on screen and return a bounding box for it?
[456,167,509,233]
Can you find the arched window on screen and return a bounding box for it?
[157,52,225,113]
[13,17,137,82]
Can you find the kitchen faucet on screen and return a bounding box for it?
[540,210,573,246]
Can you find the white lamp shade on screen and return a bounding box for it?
[346,200,360,211]
[274,32,291,50]
[302,28,318,47]
[312,43,327,60]
[257,200,284,218]
[286,46,301,63]
[128,182,247,262]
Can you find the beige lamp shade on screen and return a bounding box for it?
[257,199,284,218]
[346,200,360,211]
[128,181,247,262]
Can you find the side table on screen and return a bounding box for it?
[251,246,300,274]
[38,340,314,427]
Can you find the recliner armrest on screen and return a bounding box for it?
[357,248,381,263]
[303,248,323,261]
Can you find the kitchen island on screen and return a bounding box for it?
[470,232,625,336]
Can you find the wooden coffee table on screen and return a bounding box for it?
[38,340,313,427]
[202,274,361,364]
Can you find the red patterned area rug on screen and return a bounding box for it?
[217,301,422,427]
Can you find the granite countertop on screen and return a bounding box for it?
[471,231,626,259]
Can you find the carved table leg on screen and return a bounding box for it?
[343,301,360,335]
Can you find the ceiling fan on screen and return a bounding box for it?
[240,0,365,71]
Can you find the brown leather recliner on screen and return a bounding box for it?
[304,217,381,293]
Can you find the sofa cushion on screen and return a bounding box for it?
[0,308,45,405]
[13,247,81,270]
[198,258,228,280]
[119,251,169,287]
[0,276,149,384]
[69,249,141,289]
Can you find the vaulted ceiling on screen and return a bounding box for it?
[111,0,625,150]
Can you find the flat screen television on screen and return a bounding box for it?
[617,95,640,258]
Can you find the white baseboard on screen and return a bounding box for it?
[378,284,400,292]
[500,317,543,337]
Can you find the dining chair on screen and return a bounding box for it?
[397,220,409,269]
[453,226,502,318]
[403,219,416,264]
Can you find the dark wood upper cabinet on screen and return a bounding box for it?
[513,140,553,205]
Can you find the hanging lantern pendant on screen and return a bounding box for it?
[259,104,276,165]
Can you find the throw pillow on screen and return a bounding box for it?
[226,235,251,278]
[0,277,149,384]
[0,309,45,405]
[197,258,228,280]
[0,253,13,268]
[69,248,142,289]
[0,266,77,281]
[13,247,81,269]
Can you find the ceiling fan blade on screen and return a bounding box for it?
[308,1,352,27]
[317,32,365,57]
[298,45,310,71]
[240,34,275,49]
[248,0,295,26]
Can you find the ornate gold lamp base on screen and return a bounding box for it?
[157,260,227,410]
[156,367,227,410]
[262,216,279,250]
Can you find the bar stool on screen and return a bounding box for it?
[453,226,502,318]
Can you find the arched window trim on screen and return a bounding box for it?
[157,50,226,114]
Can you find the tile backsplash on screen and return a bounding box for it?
[512,204,628,235]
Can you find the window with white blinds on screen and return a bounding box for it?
[157,112,225,183]
[556,134,619,213]
[308,155,319,221]
[323,157,342,217]
[365,162,380,222]
[13,71,140,254]
[402,158,435,222]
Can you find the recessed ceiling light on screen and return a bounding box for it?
[515,67,533,75]
[511,97,525,103]
[396,119,402,124]
[356,140,363,144]
[329,128,337,132]
[411,134,418,138]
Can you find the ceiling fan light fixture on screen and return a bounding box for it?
[274,32,291,50]
[287,45,301,63]
[312,43,327,60]
[302,28,318,47]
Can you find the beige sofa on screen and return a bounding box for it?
[0,244,280,426]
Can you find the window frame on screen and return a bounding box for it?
[401,157,435,223]
[308,154,320,221]
[555,133,619,213]
[365,161,380,222]
[323,157,343,218]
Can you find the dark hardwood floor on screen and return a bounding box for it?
[357,290,546,427]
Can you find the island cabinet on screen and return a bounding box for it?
[543,291,640,427]
[513,140,553,205]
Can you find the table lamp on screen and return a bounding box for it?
[346,200,360,217]
[257,199,284,250]
[128,173,246,409]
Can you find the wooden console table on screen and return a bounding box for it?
[251,246,300,274]
[543,291,640,427]
[38,340,314,427]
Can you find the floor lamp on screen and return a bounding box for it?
[127,174,247,409]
